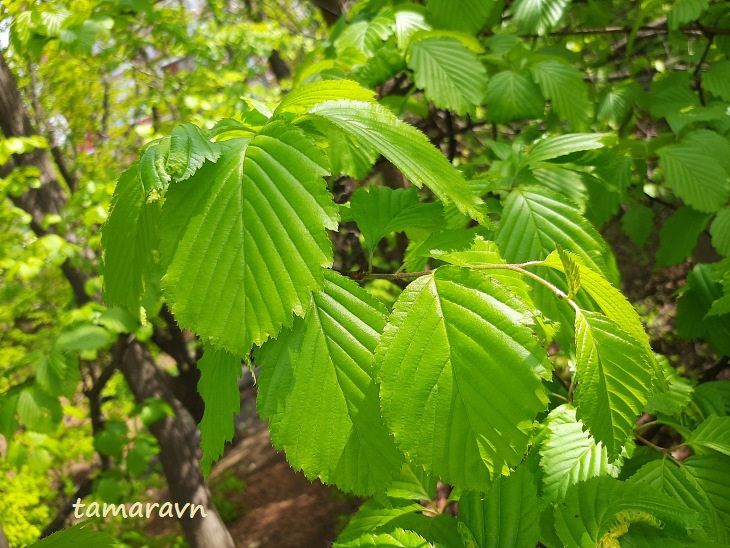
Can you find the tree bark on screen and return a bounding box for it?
[0,523,10,548]
[0,51,234,548]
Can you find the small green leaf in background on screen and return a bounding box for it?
[685,415,730,456]
[485,70,544,123]
[408,37,487,115]
[351,187,443,260]
[425,0,500,34]
[656,206,711,267]
[658,143,729,214]
[621,205,654,249]
[511,0,570,35]
[711,208,730,257]
[677,265,730,356]
[530,61,592,130]
[197,345,242,476]
[704,60,730,102]
[55,324,113,353]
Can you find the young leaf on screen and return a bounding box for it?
[658,144,729,213]
[336,498,425,543]
[306,100,487,224]
[485,70,545,123]
[256,270,402,495]
[102,164,161,311]
[335,9,395,56]
[685,415,730,456]
[160,122,338,356]
[530,61,592,130]
[656,206,711,267]
[408,37,487,115]
[542,250,653,362]
[554,476,697,547]
[459,465,541,548]
[574,311,655,458]
[376,267,549,490]
[386,463,438,502]
[539,405,622,502]
[165,123,221,181]
[350,187,443,260]
[557,246,580,299]
[197,345,242,476]
[627,459,727,542]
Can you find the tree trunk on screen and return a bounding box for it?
[0,51,234,548]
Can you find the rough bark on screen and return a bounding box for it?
[311,0,343,25]
[0,51,234,548]
[0,523,9,548]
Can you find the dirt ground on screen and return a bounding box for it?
[147,386,361,548]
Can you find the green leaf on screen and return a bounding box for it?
[55,324,113,352]
[677,265,730,356]
[656,206,711,267]
[628,459,728,542]
[408,37,487,115]
[257,270,402,495]
[197,344,242,476]
[394,10,430,50]
[307,100,487,224]
[643,356,693,416]
[425,0,500,34]
[335,9,395,56]
[530,61,592,130]
[17,386,62,433]
[542,250,651,354]
[497,188,616,283]
[485,70,545,123]
[526,134,607,165]
[512,0,570,34]
[574,311,655,458]
[459,465,541,548]
[597,83,639,127]
[36,350,78,398]
[621,205,654,249]
[683,454,730,527]
[336,528,432,548]
[658,144,729,213]
[337,499,424,543]
[376,267,549,490]
[686,415,730,456]
[160,122,338,355]
[693,381,730,417]
[704,61,730,102]
[667,0,708,29]
[102,164,161,311]
[276,80,377,115]
[325,125,379,179]
[557,246,580,299]
[28,524,116,548]
[386,463,438,502]
[539,405,622,502]
[711,208,730,257]
[351,187,443,259]
[554,476,696,547]
[165,123,221,181]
